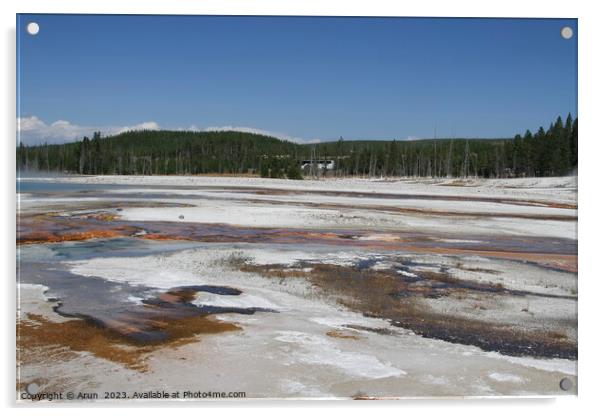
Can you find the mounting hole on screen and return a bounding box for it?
[26,382,40,395]
[560,26,573,40]
[559,377,573,391]
[178,215,185,220]
[26,22,40,36]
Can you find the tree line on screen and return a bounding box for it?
[17,114,577,179]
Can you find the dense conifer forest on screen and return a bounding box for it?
[17,114,577,179]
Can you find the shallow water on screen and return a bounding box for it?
[17,178,134,193]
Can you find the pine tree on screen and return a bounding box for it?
[286,160,303,180]
[570,117,578,168]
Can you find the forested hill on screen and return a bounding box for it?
[17,114,577,179]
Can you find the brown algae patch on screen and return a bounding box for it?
[18,312,239,372]
[17,285,252,372]
[240,262,576,359]
[18,313,153,371]
[15,276,284,374]
[50,284,265,346]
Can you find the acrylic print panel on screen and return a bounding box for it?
[16,14,577,402]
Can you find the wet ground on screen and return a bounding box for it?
[16,176,578,399]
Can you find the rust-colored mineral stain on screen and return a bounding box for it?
[17,211,576,273]
[326,330,361,340]
[17,212,138,245]
[141,233,193,242]
[18,229,126,245]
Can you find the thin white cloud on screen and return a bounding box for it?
[116,121,160,134]
[175,124,201,132]
[17,116,160,145]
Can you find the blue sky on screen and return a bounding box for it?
[17,14,577,144]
